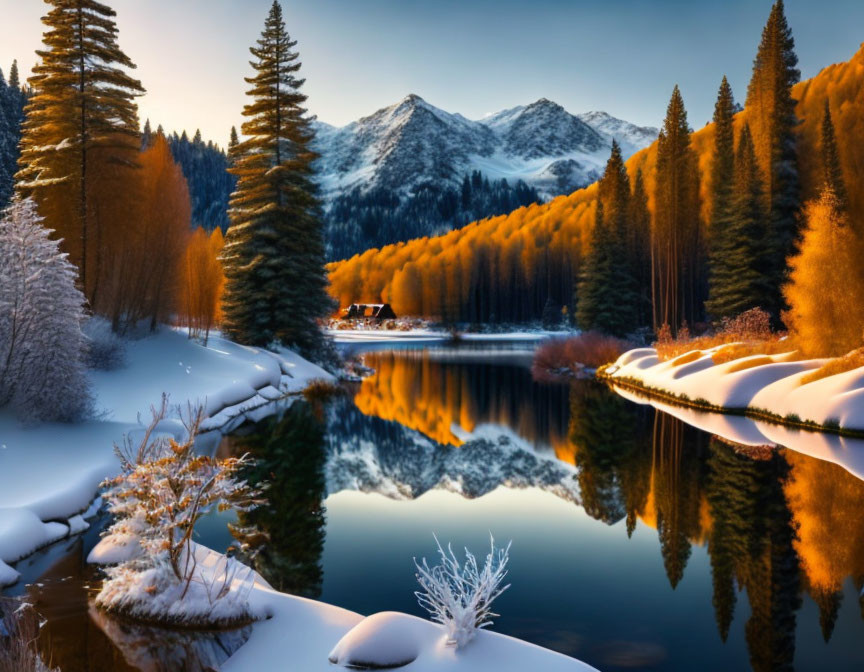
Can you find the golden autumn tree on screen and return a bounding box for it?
[179,226,226,345]
[783,187,864,356]
[104,132,190,331]
[16,0,144,307]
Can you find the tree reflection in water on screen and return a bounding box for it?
[217,351,864,671]
[228,401,327,598]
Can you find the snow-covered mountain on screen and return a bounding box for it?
[313,95,657,201]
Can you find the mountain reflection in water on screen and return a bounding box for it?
[14,345,864,672]
[213,345,864,671]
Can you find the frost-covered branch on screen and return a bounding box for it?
[414,535,511,649]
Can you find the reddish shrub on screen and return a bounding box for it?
[532,332,630,381]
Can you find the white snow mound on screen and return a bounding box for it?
[329,611,423,668]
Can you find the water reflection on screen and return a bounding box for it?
[12,345,864,671]
[225,402,327,598]
[353,348,570,454]
[16,536,249,672]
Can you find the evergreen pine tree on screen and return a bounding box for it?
[820,100,847,212]
[0,62,27,210]
[629,168,652,328]
[706,77,737,319]
[229,125,239,150]
[16,0,145,303]
[652,86,702,334]
[705,125,770,319]
[576,142,639,337]
[746,0,801,318]
[221,1,332,352]
[141,118,153,148]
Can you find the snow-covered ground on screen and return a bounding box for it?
[605,345,864,431]
[0,328,333,587]
[225,581,597,672]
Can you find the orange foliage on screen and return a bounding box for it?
[178,227,226,344]
[101,134,191,331]
[783,188,864,356]
[328,45,864,319]
[783,449,864,593]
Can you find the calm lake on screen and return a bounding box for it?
[6,340,864,671]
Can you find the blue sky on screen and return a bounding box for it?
[1,0,862,146]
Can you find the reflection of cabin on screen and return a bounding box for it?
[343,303,397,320]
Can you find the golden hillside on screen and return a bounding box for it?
[327,44,864,317]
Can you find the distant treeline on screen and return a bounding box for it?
[326,171,541,261]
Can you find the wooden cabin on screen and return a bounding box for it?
[343,303,397,320]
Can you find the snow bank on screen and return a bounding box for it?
[225,586,597,672]
[0,328,332,586]
[95,543,269,627]
[604,346,864,430]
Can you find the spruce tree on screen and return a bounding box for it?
[0,62,27,210]
[629,169,652,327]
[820,100,847,212]
[16,0,144,303]
[221,1,332,352]
[576,142,638,337]
[705,125,769,319]
[746,0,801,318]
[706,77,737,318]
[652,86,702,334]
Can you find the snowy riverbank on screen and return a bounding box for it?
[601,345,864,434]
[0,328,333,587]
[224,575,598,672]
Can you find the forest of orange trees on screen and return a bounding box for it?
[327,29,864,340]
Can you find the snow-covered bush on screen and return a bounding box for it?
[0,598,59,672]
[95,396,264,625]
[414,536,511,649]
[82,317,126,370]
[0,198,92,422]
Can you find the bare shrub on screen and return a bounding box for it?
[414,536,511,649]
[0,598,58,672]
[532,331,630,381]
[655,308,788,362]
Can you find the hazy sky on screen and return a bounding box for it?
[1,0,862,146]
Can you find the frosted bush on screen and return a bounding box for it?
[414,536,511,649]
[0,598,59,672]
[0,198,91,422]
[95,396,264,625]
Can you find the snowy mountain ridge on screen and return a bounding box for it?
[312,94,658,202]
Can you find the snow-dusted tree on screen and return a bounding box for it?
[96,397,264,624]
[0,198,91,423]
[414,536,511,649]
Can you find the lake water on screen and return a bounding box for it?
[6,340,864,671]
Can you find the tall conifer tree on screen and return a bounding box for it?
[820,100,847,213]
[576,142,639,337]
[221,1,331,352]
[707,77,737,317]
[16,0,144,303]
[705,125,769,319]
[629,169,652,327]
[745,0,801,318]
[652,86,702,334]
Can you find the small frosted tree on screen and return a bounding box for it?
[96,397,264,624]
[0,198,91,422]
[414,536,511,649]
